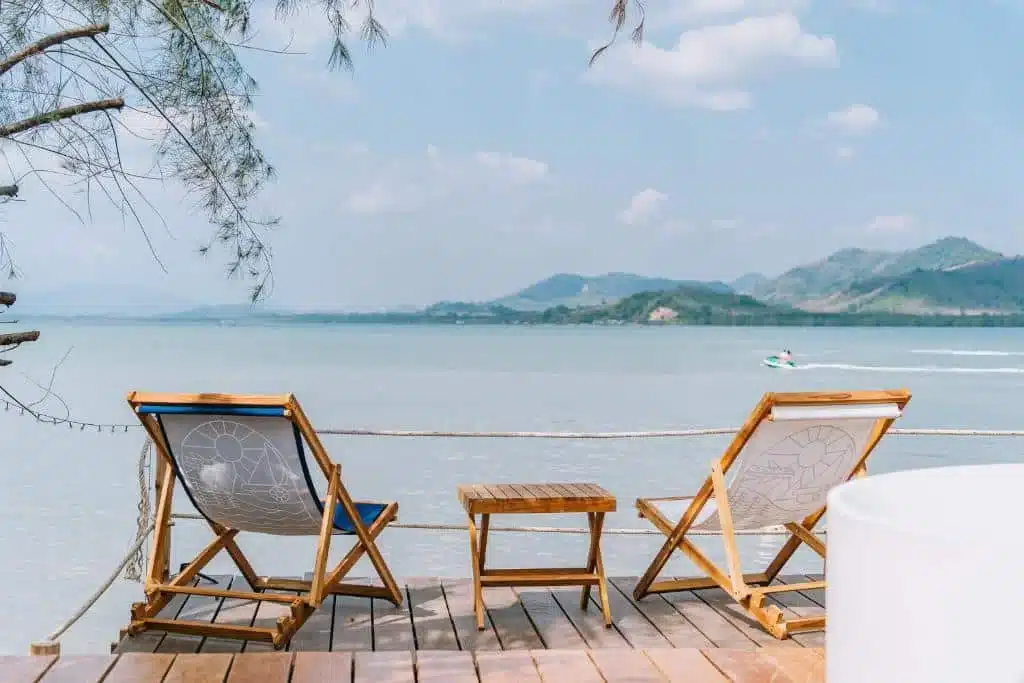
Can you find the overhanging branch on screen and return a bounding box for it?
[0,24,111,77]
[0,98,125,138]
[0,331,40,345]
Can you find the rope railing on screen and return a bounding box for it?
[166,511,811,536]
[31,421,1024,655]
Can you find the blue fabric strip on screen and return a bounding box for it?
[137,404,286,417]
[333,502,388,534]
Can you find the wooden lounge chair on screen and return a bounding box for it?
[632,389,911,639]
[123,392,402,649]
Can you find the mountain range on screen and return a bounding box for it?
[13,236,1024,323]
[425,236,1019,319]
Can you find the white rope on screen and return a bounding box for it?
[44,523,155,643]
[318,427,1024,438]
[167,512,822,536]
[124,438,153,582]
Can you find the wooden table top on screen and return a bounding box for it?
[457,483,617,514]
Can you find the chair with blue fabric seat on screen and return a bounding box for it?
[123,391,402,649]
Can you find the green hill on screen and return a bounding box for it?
[821,258,1024,314]
[537,284,775,324]
[430,272,732,314]
[753,237,1003,307]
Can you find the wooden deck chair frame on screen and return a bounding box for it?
[632,389,911,640]
[123,391,403,649]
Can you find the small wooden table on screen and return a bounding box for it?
[457,483,617,630]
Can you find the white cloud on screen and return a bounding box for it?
[340,146,550,216]
[652,0,808,27]
[252,0,586,47]
[584,13,837,110]
[619,188,668,225]
[827,104,880,135]
[474,152,549,183]
[865,214,913,233]
[836,145,855,160]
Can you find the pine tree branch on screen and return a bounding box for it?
[0,98,125,138]
[0,24,111,77]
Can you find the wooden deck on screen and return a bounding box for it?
[112,572,826,651]
[3,648,825,682]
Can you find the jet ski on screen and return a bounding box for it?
[763,350,797,369]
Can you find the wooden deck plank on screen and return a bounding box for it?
[37,655,116,683]
[407,578,460,650]
[244,584,299,653]
[156,574,234,654]
[531,650,603,682]
[332,581,374,652]
[475,651,542,682]
[587,648,669,682]
[415,650,479,683]
[483,587,544,651]
[644,649,729,682]
[758,648,825,683]
[550,588,631,649]
[610,578,710,648]
[291,652,353,682]
[584,586,670,649]
[353,650,414,683]
[513,588,586,650]
[102,653,176,683]
[702,649,798,683]
[372,579,415,651]
[116,578,197,653]
[162,652,234,683]
[225,652,293,682]
[444,579,501,651]
[659,585,755,649]
[794,574,826,608]
[0,655,56,683]
[692,588,801,649]
[763,577,826,648]
[200,575,260,653]
[286,572,336,652]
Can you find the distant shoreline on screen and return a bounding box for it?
[18,313,1024,328]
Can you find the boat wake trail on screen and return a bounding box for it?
[910,349,1024,357]
[796,363,1024,374]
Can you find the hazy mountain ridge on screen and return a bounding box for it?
[750,237,1004,307]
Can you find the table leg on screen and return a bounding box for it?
[479,513,490,570]
[467,512,486,630]
[582,512,612,626]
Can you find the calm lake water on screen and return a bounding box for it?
[3,321,1024,653]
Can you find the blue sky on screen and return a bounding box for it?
[3,0,1024,310]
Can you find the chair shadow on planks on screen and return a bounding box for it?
[632,390,911,640]
[122,391,403,650]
